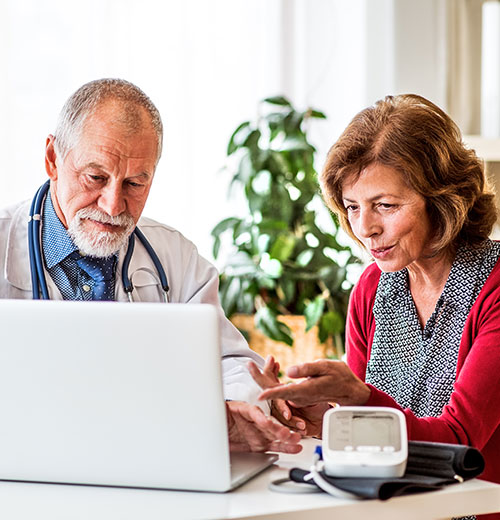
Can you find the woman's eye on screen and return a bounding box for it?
[345,204,358,212]
[378,203,395,210]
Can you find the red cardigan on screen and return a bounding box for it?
[347,261,500,493]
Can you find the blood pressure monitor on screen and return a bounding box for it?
[322,406,408,478]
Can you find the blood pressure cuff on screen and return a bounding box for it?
[289,441,485,501]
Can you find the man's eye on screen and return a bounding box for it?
[378,203,396,210]
[89,175,105,182]
[127,180,143,188]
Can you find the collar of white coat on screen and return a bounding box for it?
[5,200,34,292]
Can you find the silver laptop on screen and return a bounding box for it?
[0,299,277,491]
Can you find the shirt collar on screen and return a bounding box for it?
[42,191,79,269]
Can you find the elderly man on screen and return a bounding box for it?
[0,78,301,454]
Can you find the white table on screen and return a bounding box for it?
[0,439,498,520]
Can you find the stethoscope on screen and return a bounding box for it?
[28,181,170,302]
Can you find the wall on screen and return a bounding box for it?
[0,0,466,262]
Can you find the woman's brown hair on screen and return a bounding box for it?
[320,94,497,254]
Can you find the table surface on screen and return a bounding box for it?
[0,439,499,520]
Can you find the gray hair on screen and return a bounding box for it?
[53,78,163,163]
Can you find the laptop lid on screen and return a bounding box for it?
[0,300,276,492]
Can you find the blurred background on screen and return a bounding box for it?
[1,0,499,262]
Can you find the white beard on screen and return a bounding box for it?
[68,207,136,258]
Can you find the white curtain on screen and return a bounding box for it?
[445,0,485,134]
[0,0,285,260]
[0,0,374,261]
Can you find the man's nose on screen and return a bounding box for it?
[97,184,126,217]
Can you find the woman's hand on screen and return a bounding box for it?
[257,359,371,408]
[248,356,330,437]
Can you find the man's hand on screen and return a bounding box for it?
[248,357,330,437]
[257,359,371,407]
[226,400,302,453]
[248,357,305,432]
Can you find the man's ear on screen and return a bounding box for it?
[45,135,58,181]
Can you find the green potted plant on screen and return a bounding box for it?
[211,96,360,358]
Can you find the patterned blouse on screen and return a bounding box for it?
[366,239,500,418]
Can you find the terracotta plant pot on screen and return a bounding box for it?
[231,314,338,380]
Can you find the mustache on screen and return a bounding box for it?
[74,207,135,228]
[67,206,137,257]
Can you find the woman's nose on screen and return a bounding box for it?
[356,210,382,239]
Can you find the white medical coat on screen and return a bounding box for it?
[0,199,266,408]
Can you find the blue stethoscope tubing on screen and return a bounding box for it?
[28,180,169,301]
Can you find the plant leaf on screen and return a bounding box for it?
[227,121,252,155]
[263,96,292,107]
[225,251,258,277]
[236,151,255,185]
[259,254,283,278]
[277,278,296,305]
[275,135,311,152]
[304,296,325,331]
[256,273,277,290]
[219,276,241,316]
[308,109,327,119]
[246,184,265,214]
[255,307,293,346]
[257,219,288,233]
[213,94,360,350]
[284,111,304,132]
[251,169,272,196]
[320,310,345,336]
[296,249,314,267]
[211,217,241,238]
[269,234,295,262]
[212,236,221,259]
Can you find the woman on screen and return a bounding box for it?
[250,94,500,496]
